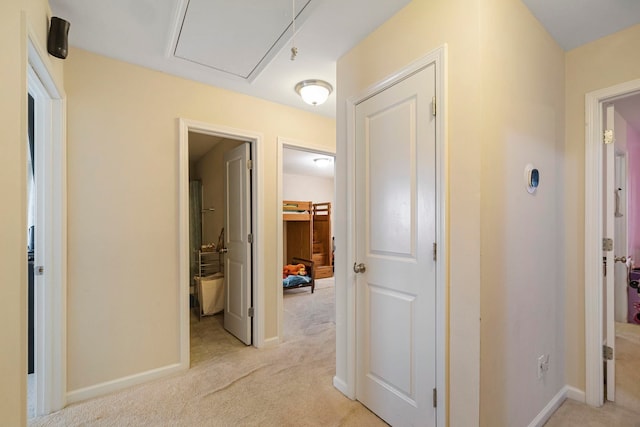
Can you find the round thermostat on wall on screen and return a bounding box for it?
[525,164,539,194]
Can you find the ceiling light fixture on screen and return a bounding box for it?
[295,80,333,106]
[314,157,332,167]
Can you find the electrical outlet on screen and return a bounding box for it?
[537,355,545,379]
[537,354,550,379]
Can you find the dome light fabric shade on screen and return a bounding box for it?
[295,79,333,105]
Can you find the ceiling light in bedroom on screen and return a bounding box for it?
[295,80,333,106]
[314,157,332,167]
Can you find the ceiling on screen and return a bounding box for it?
[520,0,640,51]
[49,0,411,118]
[614,92,640,134]
[283,147,334,178]
[49,0,640,118]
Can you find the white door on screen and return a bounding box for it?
[355,64,437,426]
[224,143,252,345]
[614,153,628,323]
[604,104,616,400]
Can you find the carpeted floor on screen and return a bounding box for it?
[32,278,640,426]
[544,322,640,426]
[29,278,387,426]
[545,399,640,426]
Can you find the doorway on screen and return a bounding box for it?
[178,119,265,369]
[603,94,640,410]
[585,79,640,407]
[26,37,67,417]
[339,47,446,427]
[276,139,336,343]
[188,133,251,364]
[279,144,336,342]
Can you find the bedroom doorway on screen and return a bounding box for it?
[585,79,640,407]
[179,120,264,368]
[277,139,336,343]
[601,93,640,409]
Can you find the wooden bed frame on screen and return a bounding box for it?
[284,257,315,293]
[283,200,333,279]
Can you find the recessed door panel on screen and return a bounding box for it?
[368,284,415,400]
[367,100,416,258]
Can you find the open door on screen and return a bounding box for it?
[223,143,252,345]
[604,104,616,400]
[614,153,628,325]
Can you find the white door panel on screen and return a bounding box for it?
[614,154,628,323]
[355,64,437,426]
[224,143,252,345]
[605,104,616,400]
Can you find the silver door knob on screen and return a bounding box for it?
[615,256,627,263]
[219,247,228,253]
[353,262,366,273]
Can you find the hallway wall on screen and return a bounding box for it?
[564,22,640,392]
[0,1,65,425]
[64,48,335,394]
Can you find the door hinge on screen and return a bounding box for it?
[247,159,253,170]
[603,345,613,360]
[432,388,437,407]
[603,129,614,145]
[248,233,253,244]
[432,242,437,261]
[603,238,613,252]
[248,307,255,317]
[432,96,437,117]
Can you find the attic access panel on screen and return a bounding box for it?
[174,0,314,81]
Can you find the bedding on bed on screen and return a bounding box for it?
[283,274,312,287]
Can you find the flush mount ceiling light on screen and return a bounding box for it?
[314,157,332,167]
[295,79,333,106]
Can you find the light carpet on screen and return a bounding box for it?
[544,322,640,425]
[29,279,386,426]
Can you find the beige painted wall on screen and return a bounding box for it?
[1,1,64,425]
[338,0,567,424]
[64,48,335,392]
[479,0,565,425]
[565,23,640,392]
[336,0,483,424]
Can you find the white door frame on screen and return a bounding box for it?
[26,28,67,415]
[178,119,265,365]
[276,138,335,343]
[584,78,640,406]
[338,46,447,425]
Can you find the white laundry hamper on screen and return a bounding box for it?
[197,272,224,315]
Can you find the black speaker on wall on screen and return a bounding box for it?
[47,16,70,59]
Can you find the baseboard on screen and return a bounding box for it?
[262,336,281,347]
[565,385,586,403]
[527,386,568,427]
[66,362,185,404]
[333,376,353,399]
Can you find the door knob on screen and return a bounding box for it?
[353,262,366,274]
[219,247,228,254]
[615,256,627,263]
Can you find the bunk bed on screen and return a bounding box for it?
[282,200,333,280]
[312,202,333,279]
[283,201,313,260]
